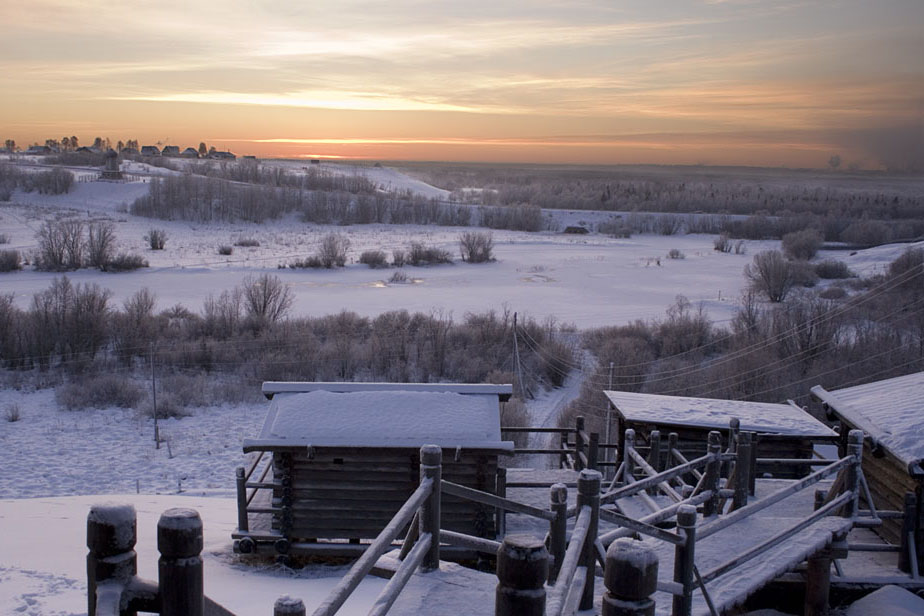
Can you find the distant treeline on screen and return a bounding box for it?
[402,164,924,242]
[0,274,572,396]
[0,164,73,200]
[130,174,544,231]
[559,248,924,433]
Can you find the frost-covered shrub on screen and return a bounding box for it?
[316,233,350,268]
[841,220,891,246]
[745,250,794,302]
[0,249,21,272]
[388,270,409,284]
[103,253,148,272]
[459,231,494,263]
[218,245,233,255]
[667,248,685,260]
[814,259,854,279]
[408,242,452,266]
[145,228,167,250]
[391,249,406,267]
[234,237,260,247]
[4,403,21,422]
[782,229,822,260]
[359,250,389,268]
[714,234,732,253]
[56,375,144,410]
[818,286,847,300]
[35,219,84,271]
[86,222,115,269]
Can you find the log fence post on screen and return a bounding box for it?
[419,444,442,571]
[589,432,600,471]
[578,469,602,611]
[274,596,307,616]
[560,433,568,469]
[624,429,637,484]
[726,418,740,478]
[158,508,204,616]
[603,539,658,616]
[549,483,568,583]
[703,431,722,517]
[575,416,586,470]
[899,491,917,573]
[804,552,832,616]
[494,535,548,616]
[235,466,249,533]
[672,505,697,616]
[844,430,863,518]
[733,432,752,511]
[749,434,759,496]
[496,467,507,538]
[87,503,138,616]
[667,432,680,486]
[647,430,661,495]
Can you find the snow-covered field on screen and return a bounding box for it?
[0,162,918,615]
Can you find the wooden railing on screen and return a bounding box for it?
[502,415,612,471]
[86,504,233,616]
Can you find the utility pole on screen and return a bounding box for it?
[512,312,528,399]
[151,342,159,449]
[605,361,614,479]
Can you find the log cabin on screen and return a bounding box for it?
[603,390,838,479]
[233,381,513,559]
[811,371,924,561]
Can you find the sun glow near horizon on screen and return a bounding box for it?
[1,1,922,169]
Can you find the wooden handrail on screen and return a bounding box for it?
[697,455,852,541]
[442,480,556,521]
[311,478,433,616]
[368,533,432,616]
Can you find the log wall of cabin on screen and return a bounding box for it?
[837,420,921,546]
[272,448,497,541]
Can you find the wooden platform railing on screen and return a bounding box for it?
[310,444,442,616]
[86,504,233,616]
[502,415,611,471]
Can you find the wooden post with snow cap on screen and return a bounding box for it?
[549,482,568,583]
[158,507,204,616]
[804,552,832,616]
[494,534,549,616]
[578,468,602,611]
[87,503,138,616]
[603,538,659,616]
[624,429,637,484]
[275,595,307,616]
[843,430,864,518]
[672,505,697,616]
[419,444,442,571]
[496,467,507,537]
[702,431,722,517]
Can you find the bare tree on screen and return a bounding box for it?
[240,273,293,325]
[86,222,115,269]
[744,250,795,302]
[317,233,350,268]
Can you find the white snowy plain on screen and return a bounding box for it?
[1,162,920,615]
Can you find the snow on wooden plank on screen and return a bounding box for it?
[386,560,495,616]
[812,371,924,469]
[262,381,512,399]
[245,390,513,450]
[644,511,851,616]
[604,390,836,437]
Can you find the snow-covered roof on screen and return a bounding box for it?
[604,390,837,438]
[262,381,512,400]
[811,371,924,470]
[245,388,514,451]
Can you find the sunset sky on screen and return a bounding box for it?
[2,1,922,168]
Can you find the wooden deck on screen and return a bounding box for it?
[379,473,864,616]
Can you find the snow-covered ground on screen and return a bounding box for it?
[1,162,919,615]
